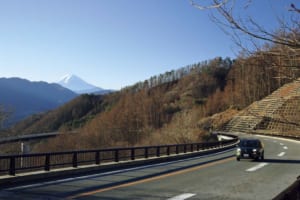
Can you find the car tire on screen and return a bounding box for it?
[261,152,264,161]
[236,157,240,161]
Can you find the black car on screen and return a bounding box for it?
[236,138,264,161]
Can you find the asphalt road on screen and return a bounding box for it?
[1,134,300,200]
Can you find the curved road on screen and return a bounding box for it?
[1,134,300,200]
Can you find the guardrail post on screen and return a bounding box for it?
[176,145,179,154]
[167,146,170,155]
[197,144,200,151]
[131,148,135,160]
[115,150,119,162]
[9,157,16,176]
[73,152,78,168]
[45,154,50,171]
[95,151,100,165]
[184,144,187,153]
[219,141,222,147]
[145,147,148,159]
[156,147,160,157]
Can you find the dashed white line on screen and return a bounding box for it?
[283,146,288,150]
[246,163,268,172]
[280,143,284,146]
[167,193,196,200]
[277,152,286,157]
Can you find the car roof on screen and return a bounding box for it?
[240,138,261,142]
[239,138,263,144]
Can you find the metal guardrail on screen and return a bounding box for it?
[0,136,238,176]
[0,131,79,144]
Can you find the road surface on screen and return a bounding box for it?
[1,134,299,200]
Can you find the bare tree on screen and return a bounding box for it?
[190,0,300,81]
[190,0,299,49]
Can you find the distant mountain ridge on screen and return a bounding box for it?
[0,77,77,127]
[58,74,113,94]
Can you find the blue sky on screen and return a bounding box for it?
[0,0,292,90]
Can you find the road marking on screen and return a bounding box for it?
[283,146,288,150]
[246,163,268,172]
[255,134,300,144]
[67,157,234,199]
[277,152,286,157]
[167,193,196,200]
[280,143,284,146]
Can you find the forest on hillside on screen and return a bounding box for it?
[14,40,299,153]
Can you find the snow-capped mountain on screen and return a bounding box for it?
[58,74,108,94]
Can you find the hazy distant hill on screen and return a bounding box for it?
[0,77,77,127]
[12,94,111,134]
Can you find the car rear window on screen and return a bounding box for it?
[240,140,260,147]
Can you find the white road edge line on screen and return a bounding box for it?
[255,134,300,144]
[277,152,286,157]
[246,163,268,172]
[167,193,196,200]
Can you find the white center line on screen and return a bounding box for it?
[246,163,268,172]
[283,146,288,150]
[278,152,286,157]
[167,193,196,200]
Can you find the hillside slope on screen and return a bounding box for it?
[222,78,300,134]
[11,57,232,136]
[11,94,117,134]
